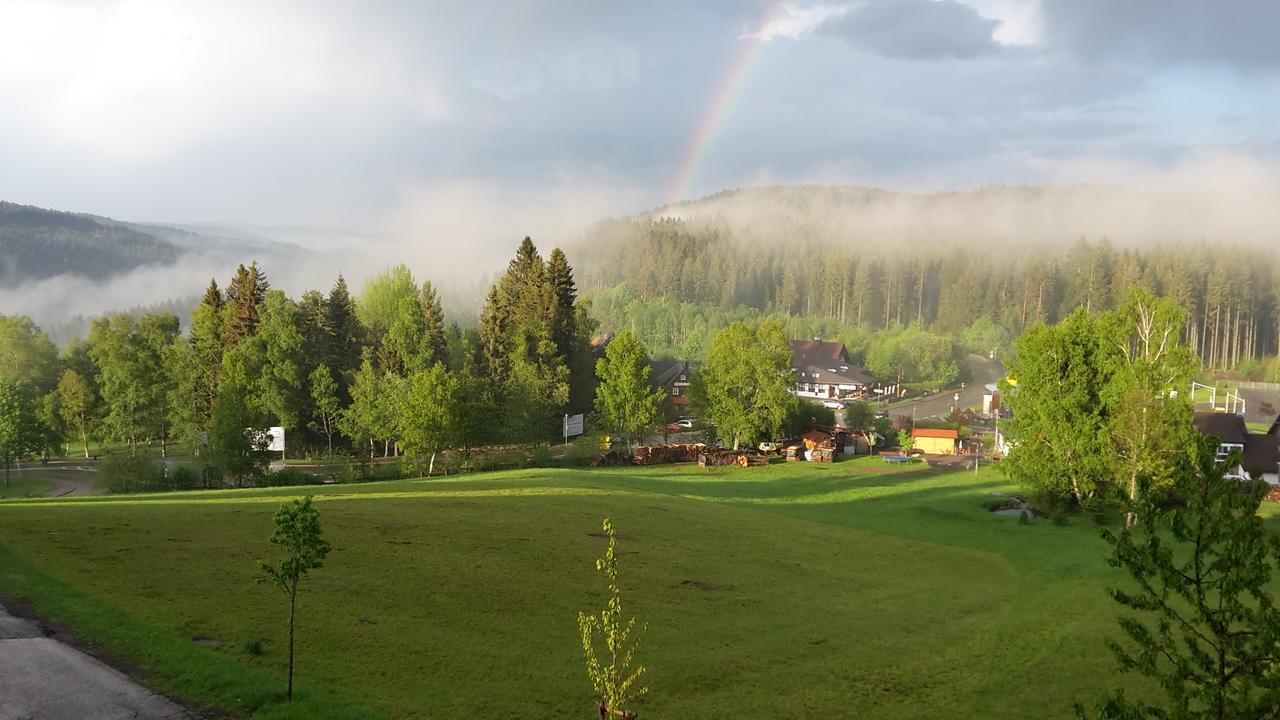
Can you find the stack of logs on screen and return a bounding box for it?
[592,444,768,468]
[634,443,705,465]
[697,449,769,467]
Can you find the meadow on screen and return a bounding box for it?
[0,457,1213,719]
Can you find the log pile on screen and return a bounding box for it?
[697,450,768,467]
[633,443,705,465]
[591,450,634,467]
[1267,485,1280,503]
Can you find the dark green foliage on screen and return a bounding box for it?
[0,200,181,284]
[323,274,364,389]
[1080,440,1280,719]
[419,281,447,368]
[783,400,836,439]
[99,452,163,494]
[223,262,269,346]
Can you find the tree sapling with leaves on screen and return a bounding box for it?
[578,517,648,719]
[259,496,331,702]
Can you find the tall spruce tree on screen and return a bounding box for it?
[547,247,577,359]
[323,274,363,390]
[419,280,447,368]
[223,262,269,346]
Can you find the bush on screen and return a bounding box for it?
[100,452,164,494]
[167,465,199,490]
[565,436,602,466]
[264,468,315,487]
[528,446,554,468]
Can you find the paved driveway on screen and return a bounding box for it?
[884,355,1006,420]
[0,603,192,720]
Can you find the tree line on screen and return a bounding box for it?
[575,217,1280,374]
[0,238,598,484]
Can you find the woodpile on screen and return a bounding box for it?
[591,450,633,467]
[633,443,704,465]
[697,450,768,467]
[1267,486,1280,503]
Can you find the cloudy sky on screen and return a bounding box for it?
[1,0,1278,233]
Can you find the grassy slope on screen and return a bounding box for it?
[0,475,54,498]
[0,458,1214,719]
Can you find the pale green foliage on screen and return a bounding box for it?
[396,364,458,475]
[87,313,179,446]
[339,358,400,456]
[0,378,40,485]
[259,496,331,702]
[594,331,664,449]
[1099,287,1197,510]
[1002,310,1110,504]
[898,429,912,452]
[865,323,961,390]
[260,496,331,592]
[208,349,269,487]
[0,315,59,392]
[578,517,647,717]
[962,315,1012,358]
[694,321,794,450]
[255,290,306,432]
[56,368,94,458]
[308,364,341,452]
[1004,290,1197,509]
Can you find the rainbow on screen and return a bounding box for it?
[664,0,790,209]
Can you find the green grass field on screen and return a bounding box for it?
[4,458,1262,719]
[0,475,54,499]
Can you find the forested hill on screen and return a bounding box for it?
[0,201,182,285]
[572,185,1280,370]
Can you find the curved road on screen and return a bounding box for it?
[8,461,104,497]
[883,354,1006,421]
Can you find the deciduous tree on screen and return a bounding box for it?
[594,331,663,450]
[259,496,331,702]
[693,321,794,450]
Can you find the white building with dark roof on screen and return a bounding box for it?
[789,339,880,401]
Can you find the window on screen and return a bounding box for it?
[672,387,680,396]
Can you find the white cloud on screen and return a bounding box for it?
[745,3,849,41]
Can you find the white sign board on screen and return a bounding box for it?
[562,413,584,439]
[267,426,285,453]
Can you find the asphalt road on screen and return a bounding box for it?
[9,461,104,497]
[883,354,1007,421]
[0,603,191,719]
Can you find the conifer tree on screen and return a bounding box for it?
[547,247,578,359]
[323,274,363,389]
[419,280,447,368]
[223,262,269,346]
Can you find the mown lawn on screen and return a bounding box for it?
[0,457,1219,718]
[0,474,54,499]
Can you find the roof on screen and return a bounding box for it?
[1193,412,1248,445]
[802,429,833,442]
[790,339,878,387]
[648,360,689,388]
[1243,434,1280,476]
[912,428,958,440]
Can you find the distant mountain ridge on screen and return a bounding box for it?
[0,200,313,288]
[0,200,182,285]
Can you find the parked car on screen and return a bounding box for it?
[666,418,695,431]
[822,399,844,409]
